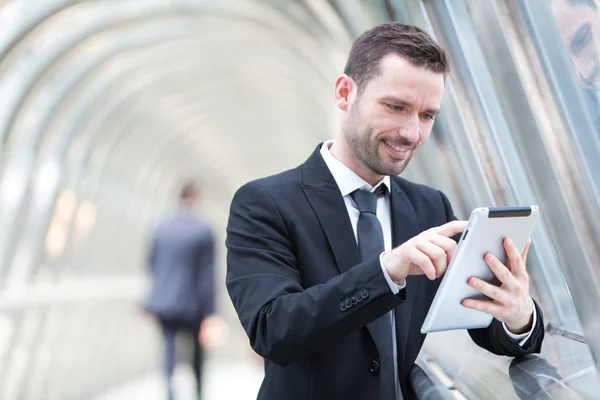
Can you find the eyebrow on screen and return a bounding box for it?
[380,96,440,116]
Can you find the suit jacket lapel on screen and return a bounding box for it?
[389,178,422,361]
[301,144,361,274]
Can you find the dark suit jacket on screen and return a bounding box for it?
[144,208,215,325]
[226,145,544,400]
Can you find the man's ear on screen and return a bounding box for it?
[334,74,354,111]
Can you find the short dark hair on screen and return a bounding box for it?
[343,22,450,92]
[180,182,199,200]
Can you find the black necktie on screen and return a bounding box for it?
[351,185,398,400]
[352,186,387,261]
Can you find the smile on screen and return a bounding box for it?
[382,140,412,159]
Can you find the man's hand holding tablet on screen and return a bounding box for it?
[462,237,535,334]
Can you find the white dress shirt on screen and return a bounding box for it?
[319,141,535,384]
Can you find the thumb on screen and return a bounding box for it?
[522,238,532,263]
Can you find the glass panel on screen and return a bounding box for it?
[393,0,600,397]
[515,0,600,362]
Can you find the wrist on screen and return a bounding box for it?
[506,309,534,334]
[382,251,406,282]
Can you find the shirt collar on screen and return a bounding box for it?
[320,140,391,197]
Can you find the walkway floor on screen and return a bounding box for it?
[90,359,263,400]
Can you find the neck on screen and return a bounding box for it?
[179,200,195,210]
[329,139,384,187]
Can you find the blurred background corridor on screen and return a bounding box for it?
[0,0,600,399]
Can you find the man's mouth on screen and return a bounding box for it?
[382,140,413,159]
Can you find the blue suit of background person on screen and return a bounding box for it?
[143,183,216,400]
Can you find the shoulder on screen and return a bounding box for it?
[392,175,443,199]
[392,176,454,219]
[151,213,175,234]
[231,167,302,205]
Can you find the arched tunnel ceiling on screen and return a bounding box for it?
[0,0,380,216]
[0,0,356,189]
[0,0,383,279]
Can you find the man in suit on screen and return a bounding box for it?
[143,182,216,400]
[225,22,544,400]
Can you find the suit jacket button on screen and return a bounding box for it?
[344,299,353,309]
[340,302,347,311]
[360,289,369,300]
[369,360,380,374]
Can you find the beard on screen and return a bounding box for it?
[343,104,419,177]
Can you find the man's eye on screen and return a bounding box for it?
[421,114,434,121]
[571,23,592,55]
[387,104,402,111]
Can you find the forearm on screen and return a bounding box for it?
[227,256,404,366]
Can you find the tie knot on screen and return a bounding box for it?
[351,185,387,214]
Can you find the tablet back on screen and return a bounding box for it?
[421,206,539,334]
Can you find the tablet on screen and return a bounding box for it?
[420,206,539,334]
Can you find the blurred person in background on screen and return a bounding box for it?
[225,22,544,400]
[143,182,218,400]
[551,0,600,132]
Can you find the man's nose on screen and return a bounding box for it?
[398,114,420,143]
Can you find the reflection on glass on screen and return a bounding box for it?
[509,355,580,399]
[551,0,600,132]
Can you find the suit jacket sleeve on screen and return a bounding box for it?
[438,190,545,356]
[147,232,157,275]
[197,229,216,317]
[226,182,405,366]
